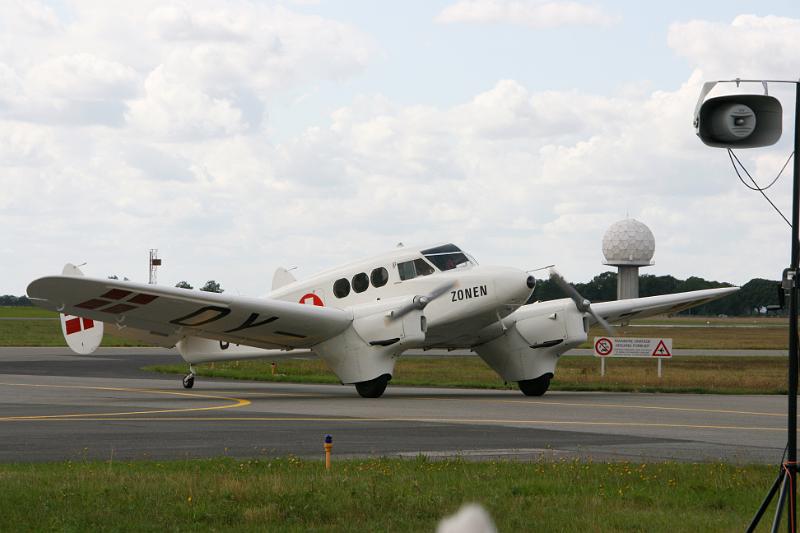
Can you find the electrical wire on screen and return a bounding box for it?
[727,148,793,227]
[729,149,793,191]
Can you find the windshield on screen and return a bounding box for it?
[421,244,474,271]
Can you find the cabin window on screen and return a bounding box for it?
[371,267,389,288]
[352,272,369,293]
[421,243,473,271]
[397,258,435,281]
[333,278,350,298]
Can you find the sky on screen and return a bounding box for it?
[3,0,800,296]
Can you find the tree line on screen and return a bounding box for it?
[529,272,782,316]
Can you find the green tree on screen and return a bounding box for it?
[200,280,224,293]
[0,295,31,306]
[175,281,193,290]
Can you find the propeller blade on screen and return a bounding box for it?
[548,268,588,312]
[587,306,616,336]
[390,280,457,320]
[549,268,615,335]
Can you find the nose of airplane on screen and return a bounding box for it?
[493,268,535,306]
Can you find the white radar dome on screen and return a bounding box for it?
[602,218,655,266]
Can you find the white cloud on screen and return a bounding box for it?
[125,66,248,139]
[2,10,799,297]
[669,15,800,80]
[437,0,619,28]
[27,53,139,100]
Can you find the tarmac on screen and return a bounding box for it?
[0,347,789,463]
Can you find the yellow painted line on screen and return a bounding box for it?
[198,390,328,399]
[0,382,250,420]
[410,396,785,418]
[0,414,784,432]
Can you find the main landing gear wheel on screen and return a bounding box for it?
[517,373,552,396]
[354,374,391,398]
[182,366,196,389]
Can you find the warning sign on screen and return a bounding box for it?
[652,339,672,357]
[593,337,673,358]
[594,337,613,356]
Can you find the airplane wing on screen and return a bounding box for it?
[590,287,740,324]
[27,275,352,350]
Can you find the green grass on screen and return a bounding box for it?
[146,355,791,395]
[580,323,788,350]
[0,317,143,347]
[0,308,791,349]
[0,457,776,532]
[0,306,58,318]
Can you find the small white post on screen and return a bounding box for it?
[601,357,606,377]
[657,358,662,378]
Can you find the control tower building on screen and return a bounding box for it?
[602,218,655,300]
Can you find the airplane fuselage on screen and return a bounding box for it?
[268,243,535,349]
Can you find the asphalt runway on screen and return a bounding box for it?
[0,348,789,463]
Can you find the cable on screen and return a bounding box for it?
[783,460,797,532]
[727,148,793,227]
[729,149,793,191]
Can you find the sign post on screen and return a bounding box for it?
[593,337,673,378]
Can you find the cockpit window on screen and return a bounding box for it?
[421,243,474,271]
[397,258,435,281]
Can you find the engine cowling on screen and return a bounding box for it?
[312,297,427,384]
[473,299,587,382]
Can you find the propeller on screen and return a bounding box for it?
[548,268,615,336]
[390,280,458,320]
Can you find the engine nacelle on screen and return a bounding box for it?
[312,297,427,384]
[474,299,586,382]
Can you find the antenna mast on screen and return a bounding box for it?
[148,249,162,285]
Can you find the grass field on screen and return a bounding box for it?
[582,323,788,350]
[147,354,791,395]
[4,306,793,393]
[0,307,141,347]
[0,457,775,532]
[1,307,791,350]
[0,306,58,318]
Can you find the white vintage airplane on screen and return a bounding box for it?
[27,243,737,398]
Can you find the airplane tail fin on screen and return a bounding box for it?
[272,267,297,290]
[59,263,103,354]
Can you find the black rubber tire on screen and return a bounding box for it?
[354,374,391,398]
[182,374,195,389]
[517,373,552,396]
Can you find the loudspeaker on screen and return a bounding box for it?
[696,94,782,148]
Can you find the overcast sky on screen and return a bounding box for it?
[3,0,800,296]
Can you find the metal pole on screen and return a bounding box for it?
[774,475,790,533]
[748,470,786,532]
[601,357,605,377]
[658,358,662,379]
[786,81,800,532]
[747,82,800,533]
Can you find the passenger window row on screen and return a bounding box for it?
[333,267,389,298]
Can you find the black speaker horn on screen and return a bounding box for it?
[696,94,782,148]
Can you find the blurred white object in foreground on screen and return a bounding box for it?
[437,503,497,533]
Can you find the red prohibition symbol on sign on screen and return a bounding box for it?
[595,337,613,356]
[299,293,324,307]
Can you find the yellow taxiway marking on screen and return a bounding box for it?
[411,396,785,418]
[0,382,250,420]
[2,415,784,432]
